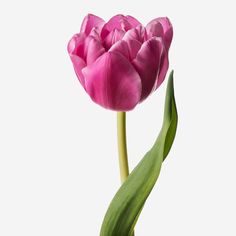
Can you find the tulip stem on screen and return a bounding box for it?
[117,112,135,236]
[117,112,129,183]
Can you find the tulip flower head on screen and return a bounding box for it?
[68,14,173,111]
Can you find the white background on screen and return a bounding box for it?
[0,0,236,235]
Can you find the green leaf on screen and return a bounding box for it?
[100,71,178,236]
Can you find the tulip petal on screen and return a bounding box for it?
[133,37,163,101]
[146,17,173,50]
[123,25,146,43]
[146,21,164,39]
[157,17,173,50]
[86,37,105,65]
[109,40,129,59]
[68,33,87,87]
[126,15,141,28]
[82,52,141,111]
[80,14,105,35]
[67,33,86,57]
[70,55,86,88]
[103,29,125,50]
[101,15,124,39]
[125,38,142,60]
[101,14,141,40]
[156,48,169,88]
[123,26,146,59]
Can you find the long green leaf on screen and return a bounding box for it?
[100,71,178,236]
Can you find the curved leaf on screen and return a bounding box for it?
[100,71,178,236]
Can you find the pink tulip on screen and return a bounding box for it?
[68,14,173,111]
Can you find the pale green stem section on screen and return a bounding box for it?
[117,112,129,183]
[117,112,135,236]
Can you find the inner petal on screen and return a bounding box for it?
[123,28,145,60]
[103,29,125,50]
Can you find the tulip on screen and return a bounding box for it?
[68,14,173,111]
[67,14,177,235]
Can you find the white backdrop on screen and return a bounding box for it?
[1,0,236,235]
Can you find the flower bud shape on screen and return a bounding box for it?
[68,14,173,111]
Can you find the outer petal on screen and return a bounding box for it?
[67,33,86,57]
[157,17,173,50]
[67,33,99,62]
[82,52,142,111]
[132,37,164,101]
[146,21,164,39]
[80,14,105,35]
[67,33,87,87]
[155,48,169,88]
[146,17,173,50]
[71,35,104,63]
[70,55,86,88]
[109,40,130,59]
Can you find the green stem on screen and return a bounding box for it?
[117,112,135,236]
[117,112,129,183]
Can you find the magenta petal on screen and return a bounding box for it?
[125,38,142,60]
[80,14,105,35]
[82,52,141,111]
[134,25,146,42]
[68,33,87,87]
[86,38,105,65]
[70,55,86,88]
[146,21,164,39]
[109,40,129,59]
[156,48,169,88]
[89,27,101,40]
[146,17,173,50]
[133,37,163,101]
[67,33,86,56]
[157,17,173,50]
[103,29,125,50]
[123,25,145,42]
[126,15,141,28]
[123,27,145,59]
[101,14,140,39]
[101,15,125,39]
